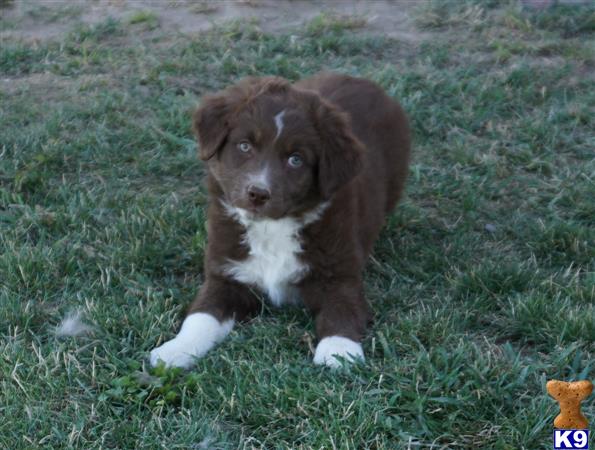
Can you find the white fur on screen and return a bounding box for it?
[223,202,328,306]
[274,110,286,140]
[313,336,364,368]
[150,313,234,368]
[247,166,270,189]
[55,311,92,337]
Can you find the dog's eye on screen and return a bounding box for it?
[237,141,252,153]
[288,153,303,168]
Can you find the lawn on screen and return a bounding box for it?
[0,1,594,448]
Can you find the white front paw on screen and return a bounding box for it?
[149,313,234,369]
[150,337,197,369]
[313,336,365,368]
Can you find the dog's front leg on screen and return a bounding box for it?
[302,281,371,368]
[150,276,258,369]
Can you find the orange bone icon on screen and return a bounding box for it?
[546,380,593,429]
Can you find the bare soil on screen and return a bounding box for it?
[1,0,426,42]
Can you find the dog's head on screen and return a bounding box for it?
[193,76,364,219]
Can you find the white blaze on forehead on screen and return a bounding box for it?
[247,166,270,189]
[274,110,286,140]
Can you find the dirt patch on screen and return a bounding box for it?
[1,0,426,43]
[0,72,113,97]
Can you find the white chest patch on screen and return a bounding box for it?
[223,203,327,306]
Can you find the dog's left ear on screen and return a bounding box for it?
[314,100,364,199]
[192,94,232,161]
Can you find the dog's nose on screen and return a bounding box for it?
[247,185,271,206]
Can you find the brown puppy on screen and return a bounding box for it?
[150,73,410,368]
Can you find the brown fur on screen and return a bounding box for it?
[188,72,410,345]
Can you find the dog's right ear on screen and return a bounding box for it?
[192,94,231,161]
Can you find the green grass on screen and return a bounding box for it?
[1,2,594,449]
[127,10,159,30]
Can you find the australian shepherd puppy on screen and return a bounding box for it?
[150,73,410,368]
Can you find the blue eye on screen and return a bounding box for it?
[238,141,252,153]
[288,153,303,168]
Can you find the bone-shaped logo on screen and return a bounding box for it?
[547,380,593,429]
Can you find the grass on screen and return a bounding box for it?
[127,10,159,30]
[1,2,594,449]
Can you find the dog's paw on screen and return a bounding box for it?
[149,313,234,369]
[150,337,196,369]
[313,336,364,368]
